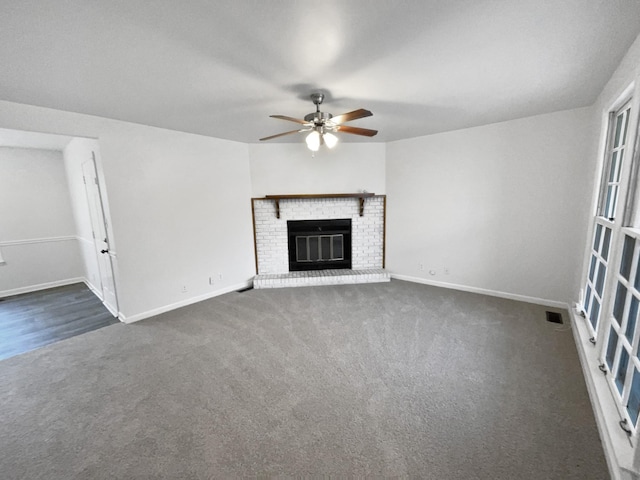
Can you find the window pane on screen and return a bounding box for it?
[605,187,614,218]
[614,282,628,325]
[614,113,624,147]
[627,367,640,426]
[589,255,598,281]
[590,299,601,329]
[609,150,619,182]
[602,228,612,260]
[621,235,635,280]
[596,263,606,297]
[606,327,618,369]
[610,187,620,219]
[621,109,630,146]
[626,296,639,343]
[634,253,640,291]
[594,224,603,251]
[617,348,630,393]
[296,237,308,262]
[584,285,592,311]
[616,148,625,182]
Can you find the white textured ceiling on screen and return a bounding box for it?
[1,1,640,144]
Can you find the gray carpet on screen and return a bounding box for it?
[0,280,608,479]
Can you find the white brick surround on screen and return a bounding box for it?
[252,196,386,275]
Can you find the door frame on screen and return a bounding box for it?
[81,151,119,317]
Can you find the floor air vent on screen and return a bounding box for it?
[546,311,563,324]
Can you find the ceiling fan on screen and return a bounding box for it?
[259,93,378,151]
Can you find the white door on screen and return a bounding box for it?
[82,155,118,316]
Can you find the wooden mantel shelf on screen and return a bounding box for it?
[263,193,375,218]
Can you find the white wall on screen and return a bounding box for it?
[386,107,594,305]
[0,101,256,321]
[100,125,254,320]
[63,137,103,294]
[249,143,385,197]
[0,147,83,294]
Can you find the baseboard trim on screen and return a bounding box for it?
[390,274,568,309]
[104,302,119,318]
[119,280,253,324]
[81,278,119,319]
[81,277,103,300]
[0,277,85,298]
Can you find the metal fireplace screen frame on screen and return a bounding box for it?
[287,219,352,271]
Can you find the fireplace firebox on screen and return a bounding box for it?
[287,219,352,271]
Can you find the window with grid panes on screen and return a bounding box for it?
[601,105,631,220]
[584,221,613,331]
[605,231,640,428]
[589,93,640,435]
[582,103,632,334]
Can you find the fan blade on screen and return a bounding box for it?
[336,125,378,137]
[259,129,305,141]
[270,115,309,125]
[330,109,373,125]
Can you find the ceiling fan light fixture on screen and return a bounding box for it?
[306,130,321,151]
[323,132,338,149]
[260,92,378,147]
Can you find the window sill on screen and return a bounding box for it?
[571,306,640,478]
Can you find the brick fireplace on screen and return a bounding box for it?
[251,193,389,288]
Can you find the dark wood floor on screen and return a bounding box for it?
[0,283,119,361]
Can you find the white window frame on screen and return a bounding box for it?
[599,102,632,220]
[602,228,640,432]
[583,218,614,335]
[582,99,634,336]
[584,84,640,437]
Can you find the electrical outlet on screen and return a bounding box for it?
[218,273,223,280]
[419,263,424,271]
[181,285,187,293]
[444,267,450,275]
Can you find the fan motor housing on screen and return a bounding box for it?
[304,111,333,124]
